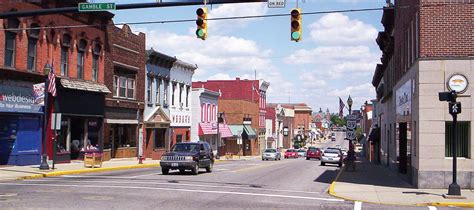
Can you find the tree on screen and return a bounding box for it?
[330,113,346,127]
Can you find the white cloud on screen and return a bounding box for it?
[309,13,378,45]
[206,3,268,35]
[207,73,232,80]
[328,83,374,98]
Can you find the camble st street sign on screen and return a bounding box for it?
[78,3,116,12]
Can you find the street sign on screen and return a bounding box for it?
[268,0,286,8]
[78,3,116,12]
[449,102,462,115]
[347,114,357,120]
[346,130,356,140]
[347,120,356,130]
[51,113,61,130]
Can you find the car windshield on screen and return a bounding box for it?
[298,150,305,152]
[309,148,319,152]
[265,149,276,153]
[171,143,200,152]
[287,149,295,152]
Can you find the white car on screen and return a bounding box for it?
[297,149,306,157]
[262,148,281,161]
[321,148,343,167]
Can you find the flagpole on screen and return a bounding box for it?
[39,63,51,170]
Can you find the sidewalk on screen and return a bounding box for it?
[0,158,160,181]
[329,158,474,207]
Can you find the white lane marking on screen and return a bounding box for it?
[354,201,362,210]
[25,179,321,195]
[427,206,437,210]
[0,183,343,202]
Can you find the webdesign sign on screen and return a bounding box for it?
[0,80,43,114]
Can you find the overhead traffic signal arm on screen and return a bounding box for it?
[291,8,302,42]
[196,7,208,40]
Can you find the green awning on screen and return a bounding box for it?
[243,125,257,139]
[229,125,244,136]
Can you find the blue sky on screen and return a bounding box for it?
[94,0,386,113]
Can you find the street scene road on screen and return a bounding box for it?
[0,133,449,209]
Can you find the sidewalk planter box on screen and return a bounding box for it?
[115,147,137,158]
[84,152,103,168]
[102,149,111,161]
[55,151,71,164]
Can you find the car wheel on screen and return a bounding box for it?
[321,162,325,166]
[206,162,213,173]
[162,168,169,175]
[191,163,199,175]
[179,169,185,174]
[306,157,310,160]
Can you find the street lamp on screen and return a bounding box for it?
[39,63,52,170]
[346,95,355,171]
[216,112,224,159]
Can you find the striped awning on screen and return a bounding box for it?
[198,122,233,138]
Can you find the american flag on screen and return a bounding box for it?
[339,97,345,118]
[48,64,57,97]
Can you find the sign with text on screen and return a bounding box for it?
[346,130,356,140]
[268,0,285,8]
[0,80,43,114]
[347,114,357,120]
[78,3,116,12]
[347,120,356,130]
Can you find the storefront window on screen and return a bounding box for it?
[176,134,183,143]
[154,129,165,149]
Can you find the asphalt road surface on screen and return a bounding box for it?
[0,132,451,209]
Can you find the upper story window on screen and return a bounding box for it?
[172,83,176,106]
[179,84,183,105]
[114,74,136,100]
[77,39,87,79]
[186,86,190,107]
[4,18,19,67]
[60,34,71,76]
[147,76,152,103]
[201,103,205,122]
[27,24,40,71]
[163,80,169,105]
[207,104,211,123]
[92,44,101,82]
[155,78,161,104]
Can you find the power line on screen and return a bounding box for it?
[1,7,384,31]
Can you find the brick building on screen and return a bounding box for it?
[103,24,145,160]
[372,0,474,188]
[0,0,113,165]
[192,78,267,156]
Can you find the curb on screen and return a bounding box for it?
[327,166,474,208]
[17,163,161,180]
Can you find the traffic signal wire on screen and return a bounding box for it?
[1,7,384,31]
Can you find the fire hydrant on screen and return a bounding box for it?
[138,156,144,164]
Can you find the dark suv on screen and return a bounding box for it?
[160,142,214,175]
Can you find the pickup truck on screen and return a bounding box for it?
[160,142,214,175]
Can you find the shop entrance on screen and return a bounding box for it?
[397,122,411,177]
[110,124,137,158]
[70,118,85,160]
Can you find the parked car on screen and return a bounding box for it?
[331,133,336,141]
[341,148,348,156]
[160,142,214,175]
[284,149,298,159]
[321,148,343,167]
[297,149,306,157]
[306,147,321,160]
[262,148,281,161]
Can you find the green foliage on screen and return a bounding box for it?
[356,127,364,141]
[292,135,306,149]
[330,113,346,127]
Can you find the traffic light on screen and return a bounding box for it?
[291,8,302,42]
[196,7,208,40]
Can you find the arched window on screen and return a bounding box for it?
[60,34,71,76]
[207,104,211,123]
[201,103,205,122]
[4,18,19,67]
[92,44,101,82]
[76,39,87,79]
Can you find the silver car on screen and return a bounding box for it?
[321,148,343,167]
[262,148,281,161]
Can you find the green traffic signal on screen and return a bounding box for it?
[196,28,206,39]
[292,31,301,40]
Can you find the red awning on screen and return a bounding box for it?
[199,123,233,138]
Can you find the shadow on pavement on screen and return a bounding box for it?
[313,169,340,184]
[336,159,414,188]
[0,168,44,175]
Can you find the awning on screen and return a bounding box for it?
[368,127,381,143]
[105,119,138,124]
[60,78,111,93]
[198,123,233,138]
[229,125,244,137]
[243,125,257,139]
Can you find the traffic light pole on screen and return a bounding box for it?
[0,0,267,19]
